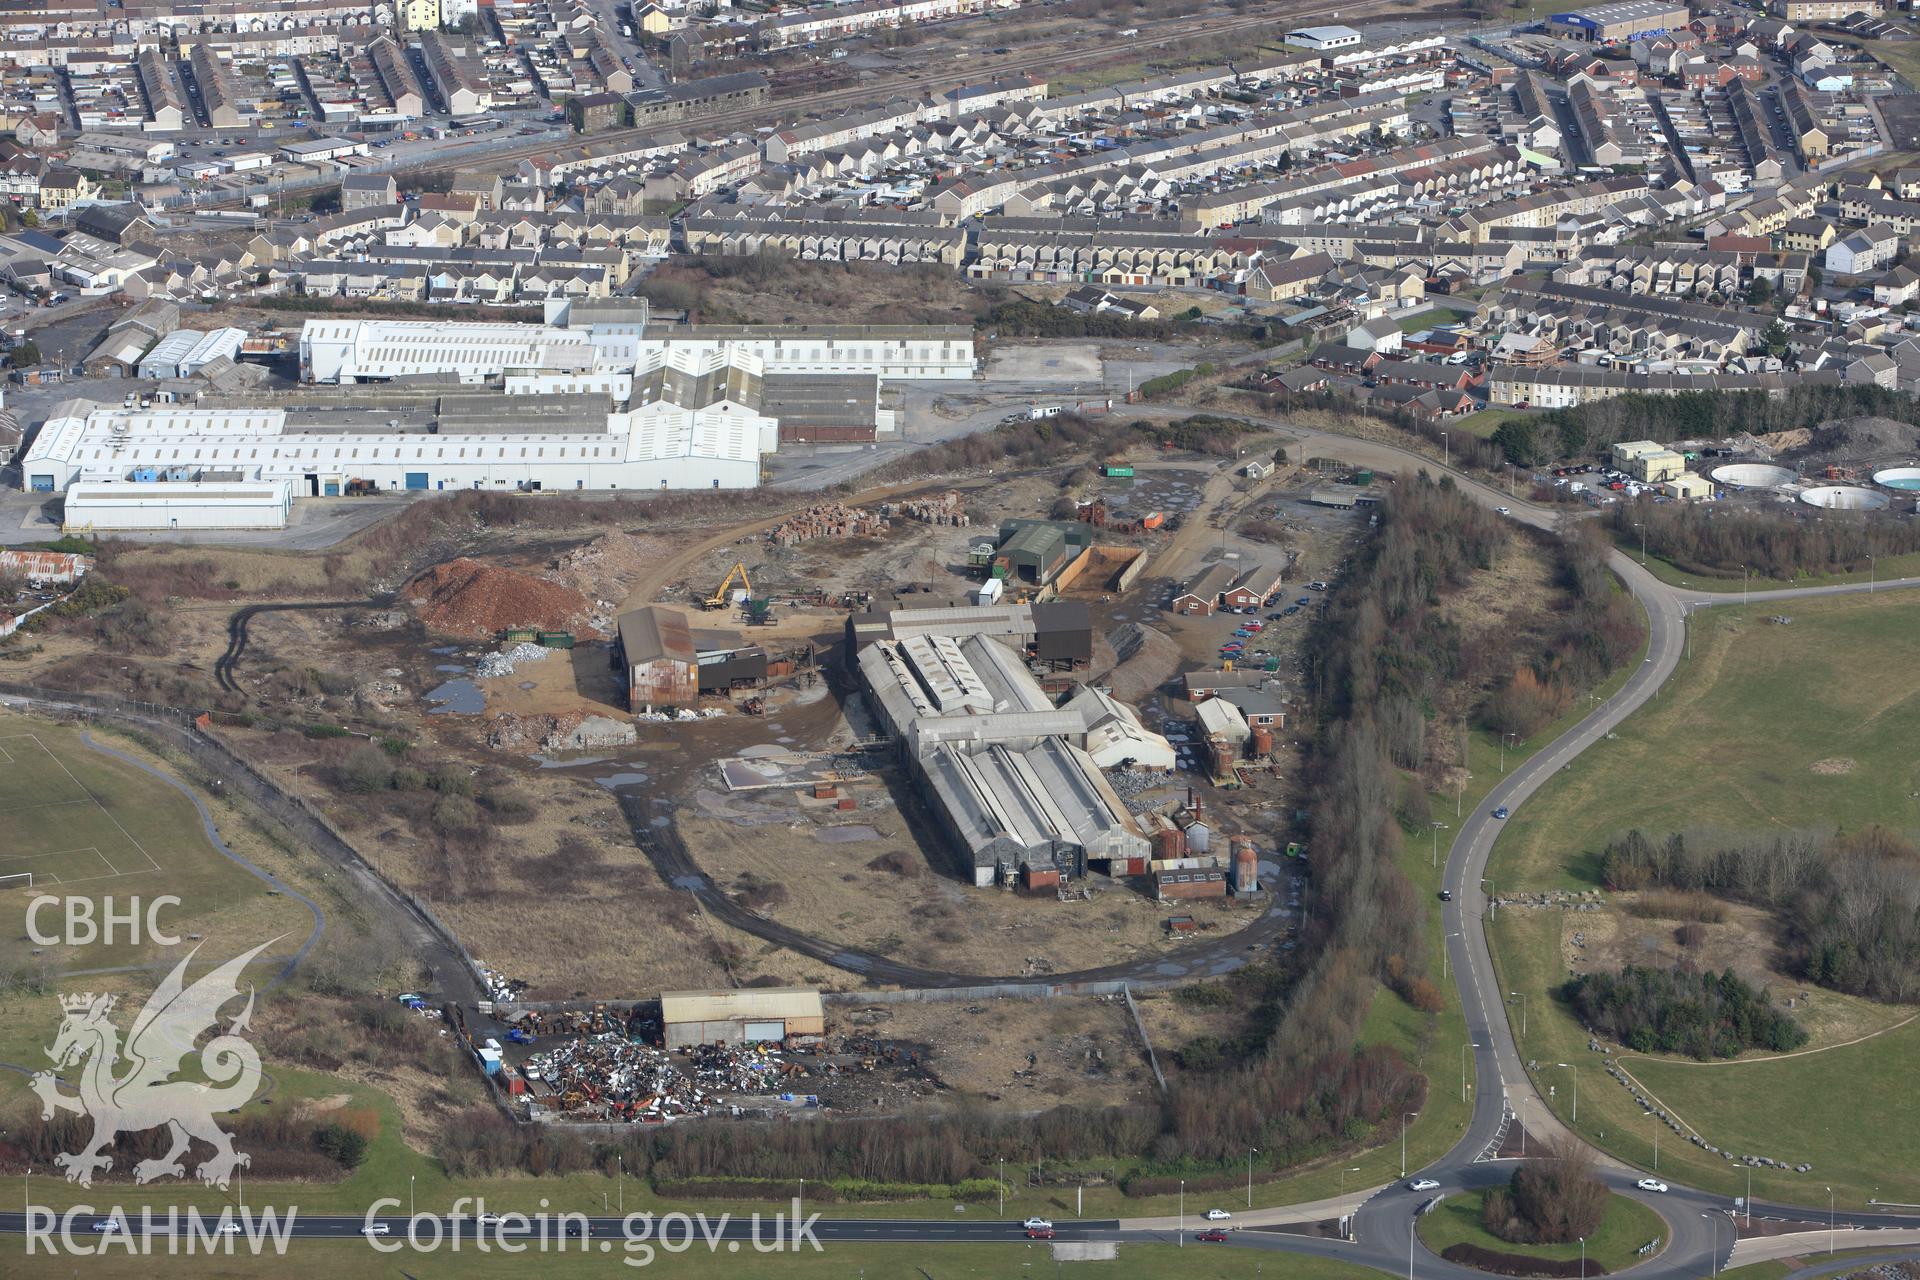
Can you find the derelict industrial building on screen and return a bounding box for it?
[854,611,1167,888]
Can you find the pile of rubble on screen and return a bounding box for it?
[1108,768,1172,811]
[404,558,598,641]
[486,711,638,752]
[1494,889,1607,911]
[637,706,729,722]
[883,491,970,526]
[547,531,675,601]
[767,502,889,547]
[480,967,529,1003]
[476,642,553,679]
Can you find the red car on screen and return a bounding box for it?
[1027,1227,1055,1239]
[1197,1229,1230,1242]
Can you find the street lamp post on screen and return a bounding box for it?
[996,1162,1002,1216]
[1441,431,1450,471]
[1633,521,1646,566]
[1556,1064,1577,1124]
[1180,1180,1186,1249]
[1510,991,1526,1039]
[409,1174,415,1220]
[1431,821,1449,868]
[1247,1147,1258,1210]
[1579,1237,1586,1280]
[1409,1220,1416,1280]
[1702,1213,1724,1278]
[1462,1042,1480,1104]
[1482,876,1497,921]
[1401,1112,1418,1178]
[1443,931,1460,982]
[1869,553,1875,595]
[1827,1186,1834,1255]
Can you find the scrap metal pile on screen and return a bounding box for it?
[517,1032,936,1123]
[522,1036,809,1122]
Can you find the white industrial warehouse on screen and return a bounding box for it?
[62,480,294,532]
[22,305,979,510]
[17,306,981,534]
[22,395,770,498]
[298,314,978,385]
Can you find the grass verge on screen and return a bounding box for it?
[1416,1189,1667,1273]
[1605,536,1920,594]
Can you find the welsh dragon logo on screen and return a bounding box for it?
[31,939,276,1189]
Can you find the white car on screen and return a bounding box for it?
[1205,1208,1232,1221]
[477,1212,503,1225]
[1407,1179,1441,1192]
[218,1222,243,1234]
[90,1219,120,1233]
[363,1223,391,1235]
[1495,506,1511,515]
[1636,1178,1669,1193]
[1023,1217,1053,1231]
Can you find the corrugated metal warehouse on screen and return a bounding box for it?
[617,606,698,709]
[661,988,825,1049]
[992,519,1093,585]
[762,374,892,443]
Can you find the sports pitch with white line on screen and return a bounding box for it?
[0,733,164,889]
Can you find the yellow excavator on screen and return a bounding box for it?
[703,562,751,610]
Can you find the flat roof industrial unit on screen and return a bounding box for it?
[1287,24,1363,49]
[1547,0,1689,38]
[62,480,294,531]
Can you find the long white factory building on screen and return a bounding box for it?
[24,396,769,496]
[298,317,978,385]
[22,313,978,505]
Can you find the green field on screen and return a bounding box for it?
[1494,594,1920,892]
[1416,1189,1667,1274]
[0,1235,1390,1278]
[1483,593,1920,1207]
[0,712,313,974]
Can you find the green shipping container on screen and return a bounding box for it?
[503,627,539,643]
[1104,466,1134,478]
[1352,470,1373,485]
[537,631,575,649]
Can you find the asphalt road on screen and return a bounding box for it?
[1332,437,1920,1279]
